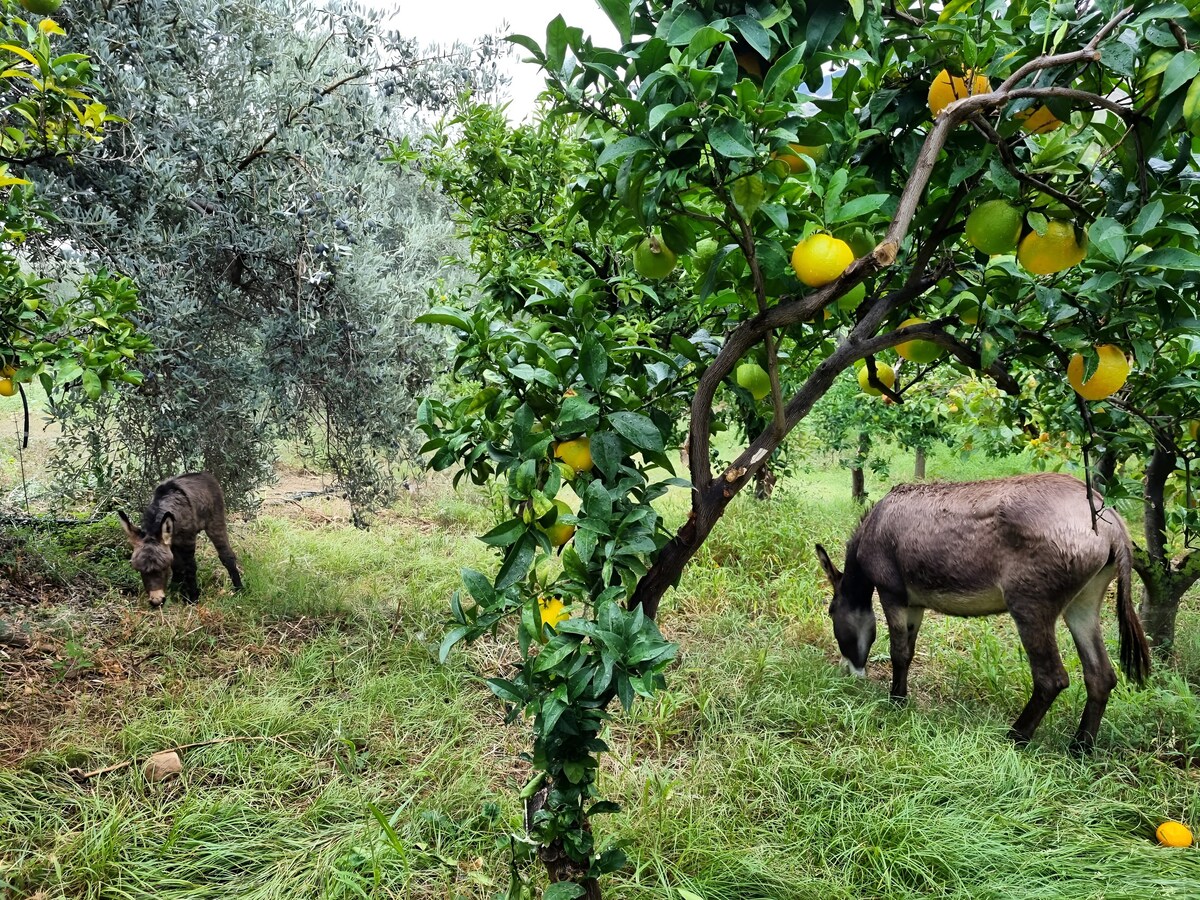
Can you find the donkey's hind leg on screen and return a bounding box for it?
[205,522,242,592]
[1062,568,1118,753]
[1007,607,1070,746]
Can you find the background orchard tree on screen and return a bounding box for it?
[29,0,502,517]
[0,2,150,437]
[417,1,1191,895]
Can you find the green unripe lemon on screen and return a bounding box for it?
[965,200,1023,256]
[735,362,772,401]
[633,236,678,280]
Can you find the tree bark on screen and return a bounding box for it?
[851,467,866,504]
[754,464,776,500]
[914,447,926,480]
[1139,446,1179,657]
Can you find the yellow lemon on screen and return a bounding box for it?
[1187,420,1199,442]
[895,318,944,364]
[1016,105,1063,134]
[554,437,592,475]
[537,595,569,634]
[0,378,16,397]
[791,234,854,287]
[928,68,992,116]
[856,362,895,397]
[777,143,827,174]
[1067,345,1130,401]
[1017,220,1087,276]
[1156,821,1193,848]
[540,499,576,548]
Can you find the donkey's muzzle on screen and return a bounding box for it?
[148,591,166,607]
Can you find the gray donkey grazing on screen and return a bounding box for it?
[118,472,242,606]
[815,473,1151,751]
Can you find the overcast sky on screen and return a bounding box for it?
[376,2,620,120]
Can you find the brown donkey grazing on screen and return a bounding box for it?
[118,472,242,607]
[815,473,1151,751]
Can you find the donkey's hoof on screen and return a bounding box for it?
[1006,728,1031,748]
[1067,736,1095,756]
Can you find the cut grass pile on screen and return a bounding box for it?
[2,449,1199,899]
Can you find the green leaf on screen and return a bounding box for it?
[545,15,568,71]
[590,431,623,480]
[485,677,526,704]
[414,307,472,331]
[496,534,535,590]
[597,135,655,167]
[707,118,756,158]
[829,194,891,225]
[731,15,771,58]
[608,411,664,452]
[595,0,632,44]
[1161,51,1199,99]
[1183,74,1200,132]
[580,335,609,389]
[82,369,102,400]
[805,4,847,56]
[687,26,730,58]
[439,626,470,663]
[478,518,526,547]
[1132,248,1200,270]
[543,884,586,900]
[461,568,496,604]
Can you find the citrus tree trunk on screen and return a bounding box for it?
[754,464,777,500]
[914,447,926,480]
[1135,446,1199,658]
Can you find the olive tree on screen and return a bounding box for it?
[417,2,1195,895]
[32,0,502,517]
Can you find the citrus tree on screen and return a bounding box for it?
[417,2,1193,894]
[0,2,149,424]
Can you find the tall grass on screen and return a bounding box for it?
[2,455,1198,899]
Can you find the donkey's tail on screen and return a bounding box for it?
[1114,535,1151,686]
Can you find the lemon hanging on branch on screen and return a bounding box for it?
[1015,105,1063,134]
[1067,345,1130,401]
[1018,220,1087,275]
[792,234,853,287]
[965,200,1023,256]
[856,361,896,396]
[633,235,677,280]
[554,436,592,476]
[928,68,991,116]
[895,318,944,364]
[736,362,772,401]
[539,499,577,548]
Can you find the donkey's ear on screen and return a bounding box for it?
[117,510,142,544]
[159,513,174,547]
[814,543,841,586]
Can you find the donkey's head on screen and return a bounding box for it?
[118,511,175,606]
[814,543,876,676]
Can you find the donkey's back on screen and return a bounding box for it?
[858,473,1128,613]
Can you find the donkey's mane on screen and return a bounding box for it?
[140,483,192,535]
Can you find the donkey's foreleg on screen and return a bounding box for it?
[882,598,923,703]
[1063,577,1118,753]
[1008,612,1069,746]
[173,543,200,605]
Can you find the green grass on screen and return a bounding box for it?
[2,456,1199,899]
